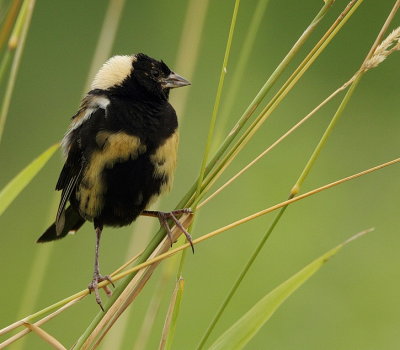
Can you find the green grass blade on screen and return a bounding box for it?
[0,143,59,216]
[199,2,396,347]
[195,0,364,206]
[197,206,288,350]
[0,0,36,144]
[159,277,185,350]
[194,0,241,201]
[214,0,270,144]
[178,0,337,211]
[207,230,371,350]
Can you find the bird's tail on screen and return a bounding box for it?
[37,206,85,243]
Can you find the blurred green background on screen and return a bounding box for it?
[1,0,400,349]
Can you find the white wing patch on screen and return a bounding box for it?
[61,95,110,156]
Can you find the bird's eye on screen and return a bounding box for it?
[151,70,160,78]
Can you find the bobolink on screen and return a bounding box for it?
[37,53,191,309]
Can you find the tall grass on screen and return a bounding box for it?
[0,0,400,349]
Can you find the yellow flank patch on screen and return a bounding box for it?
[151,131,179,178]
[147,131,179,207]
[78,132,146,219]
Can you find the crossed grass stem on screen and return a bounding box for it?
[0,1,356,344]
[1,0,398,348]
[1,155,399,349]
[197,1,400,346]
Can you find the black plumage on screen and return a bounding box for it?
[37,53,191,309]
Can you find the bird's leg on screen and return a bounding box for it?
[88,223,114,311]
[141,209,194,253]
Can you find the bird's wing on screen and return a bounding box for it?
[61,93,110,156]
[54,95,110,234]
[55,145,83,234]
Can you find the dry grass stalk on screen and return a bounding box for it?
[195,0,364,206]
[0,1,397,348]
[363,27,400,69]
[0,0,22,51]
[158,277,185,350]
[1,157,398,347]
[80,213,194,349]
[110,250,143,277]
[65,3,364,344]
[0,297,84,349]
[22,322,66,350]
[132,271,172,350]
[159,158,400,262]
[198,75,355,208]
[0,0,36,143]
[101,157,400,288]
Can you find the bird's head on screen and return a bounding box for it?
[90,53,190,100]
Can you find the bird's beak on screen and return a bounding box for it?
[162,72,191,89]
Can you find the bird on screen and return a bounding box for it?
[37,53,192,310]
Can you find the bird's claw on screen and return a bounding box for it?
[88,273,114,311]
[159,209,194,253]
[142,208,194,252]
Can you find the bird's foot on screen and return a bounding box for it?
[142,208,194,253]
[88,273,115,311]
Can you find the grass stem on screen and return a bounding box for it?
[197,1,399,346]
[214,0,270,145]
[1,156,398,347]
[196,205,288,349]
[194,0,241,203]
[0,0,22,51]
[195,0,364,206]
[0,0,36,144]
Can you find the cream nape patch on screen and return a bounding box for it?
[91,55,136,90]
